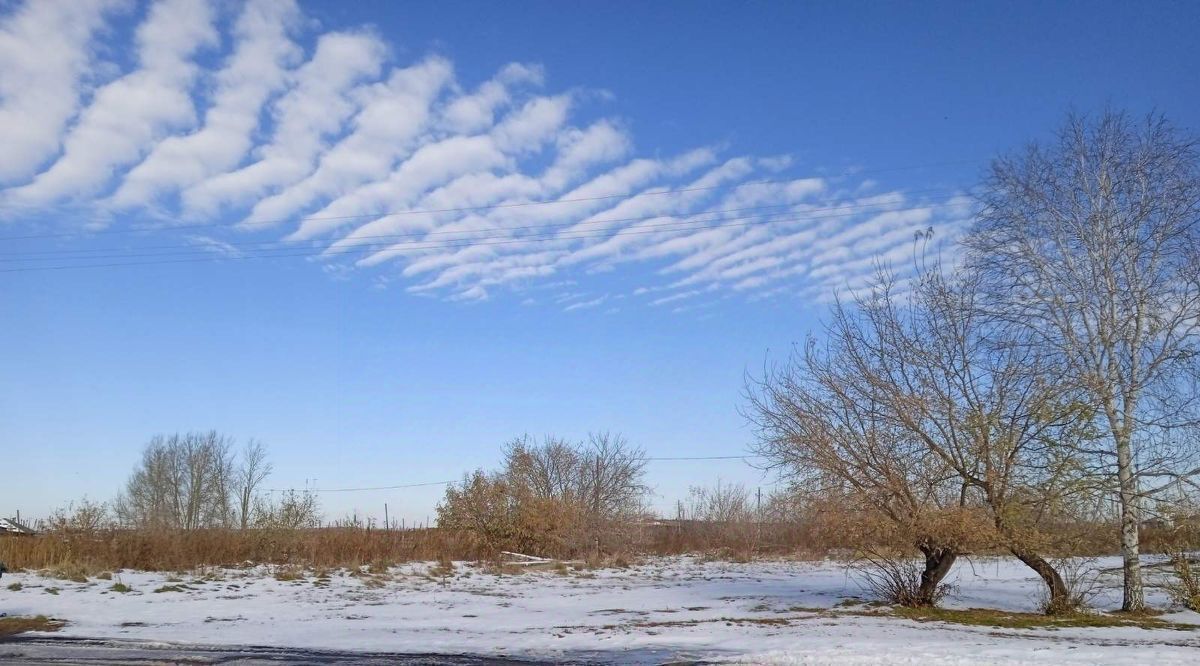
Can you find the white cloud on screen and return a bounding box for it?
[109,0,303,209]
[440,62,542,134]
[295,133,510,242]
[541,120,631,191]
[7,0,217,205]
[0,0,121,185]
[0,1,973,310]
[182,29,386,215]
[294,92,575,245]
[490,94,571,153]
[563,294,607,311]
[241,56,454,227]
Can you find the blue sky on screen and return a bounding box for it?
[2,0,1197,523]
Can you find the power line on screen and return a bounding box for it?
[265,455,761,493]
[266,480,457,493]
[0,198,968,273]
[0,186,963,259]
[0,158,984,241]
[0,193,958,263]
[646,455,757,461]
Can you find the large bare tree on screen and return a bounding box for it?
[116,431,238,530]
[847,266,1093,611]
[965,111,1200,610]
[749,258,1095,610]
[746,300,979,606]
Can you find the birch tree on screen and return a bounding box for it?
[965,111,1200,610]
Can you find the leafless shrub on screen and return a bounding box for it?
[1164,553,1200,611]
[1037,557,1101,615]
[852,549,954,608]
[253,489,321,530]
[668,481,759,559]
[681,481,754,524]
[1153,503,1200,611]
[46,498,113,535]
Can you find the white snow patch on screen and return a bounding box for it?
[3,556,1197,664]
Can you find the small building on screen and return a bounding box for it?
[0,517,35,536]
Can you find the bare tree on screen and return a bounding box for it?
[253,488,321,530]
[440,433,649,557]
[746,308,980,606]
[965,111,1200,610]
[578,432,649,521]
[116,431,237,530]
[504,435,583,503]
[236,440,272,530]
[47,497,113,535]
[503,432,648,522]
[748,256,1098,610]
[842,265,1094,611]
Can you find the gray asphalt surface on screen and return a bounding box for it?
[0,635,654,665]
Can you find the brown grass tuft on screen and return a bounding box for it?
[0,616,65,637]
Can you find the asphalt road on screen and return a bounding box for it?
[0,635,634,665]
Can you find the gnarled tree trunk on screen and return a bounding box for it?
[916,544,957,606]
[1011,547,1069,614]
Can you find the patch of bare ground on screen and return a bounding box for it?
[0,616,65,638]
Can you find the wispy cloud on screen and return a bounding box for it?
[0,0,973,308]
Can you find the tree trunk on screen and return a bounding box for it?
[917,545,957,606]
[1115,430,1145,611]
[1011,547,1070,614]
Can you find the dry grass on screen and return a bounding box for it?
[0,616,65,637]
[890,606,1197,631]
[2,517,1139,575]
[0,521,826,573]
[0,527,477,572]
[153,584,188,593]
[46,562,91,583]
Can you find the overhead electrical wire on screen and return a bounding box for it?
[266,455,763,493]
[0,185,963,259]
[0,197,970,273]
[0,193,958,262]
[0,157,984,241]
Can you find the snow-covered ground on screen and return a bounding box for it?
[3,556,1198,664]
